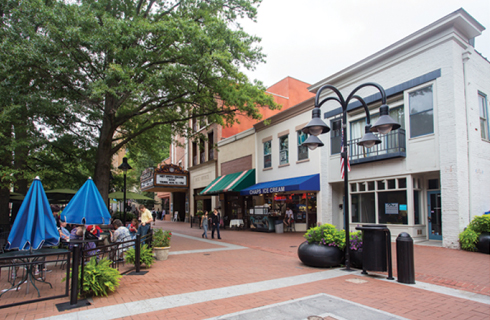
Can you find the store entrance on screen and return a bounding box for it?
[428,191,442,240]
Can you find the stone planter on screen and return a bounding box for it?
[476,232,490,254]
[298,241,344,268]
[349,248,363,269]
[154,246,171,261]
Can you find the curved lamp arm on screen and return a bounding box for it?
[315,84,346,108]
[345,82,387,107]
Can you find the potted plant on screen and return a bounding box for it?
[349,231,363,268]
[298,223,345,268]
[152,229,172,260]
[459,215,490,254]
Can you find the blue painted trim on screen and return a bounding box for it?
[324,69,441,119]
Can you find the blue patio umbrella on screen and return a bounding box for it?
[61,177,111,225]
[6,177,60,251]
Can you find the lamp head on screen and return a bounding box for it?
[371,105,401,134]
[358,125,381,148]
[302,108,330,136]
[302,134,324,150]
[118,157,133,172]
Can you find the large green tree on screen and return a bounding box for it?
[1,0,277,204]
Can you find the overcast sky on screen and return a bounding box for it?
[239,0,490,87]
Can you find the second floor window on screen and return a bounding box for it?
[479,92,489,140]
[409,85,433,138]
[279,135,289,165]
[264,140,272,168]
[297,130,308,161]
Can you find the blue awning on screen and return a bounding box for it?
[240,174,320,196]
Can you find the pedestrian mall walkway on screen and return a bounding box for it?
[1,220,489,319]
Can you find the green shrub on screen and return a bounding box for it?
[304,223,346,250]
[468,215,490,234]
[459,228,479,251]
[125,244,155,267]
[64,257,122,297]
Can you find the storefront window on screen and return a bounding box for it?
[351,193,375,223]
[378,191,408,225]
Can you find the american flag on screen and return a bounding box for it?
[340,124,351,179]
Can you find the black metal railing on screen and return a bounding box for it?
[349,129,406,165]
[0,249,71,308]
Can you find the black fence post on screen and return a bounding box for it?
[70,244,80,305]
[135,234,141,273]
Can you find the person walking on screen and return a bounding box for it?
[201,211,209,238]
[211,208,221,239]
[138,204,153,243]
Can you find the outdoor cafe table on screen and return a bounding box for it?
[0,248,70,297]
[229,219,245,228]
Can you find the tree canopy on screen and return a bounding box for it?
[0,0,278,219]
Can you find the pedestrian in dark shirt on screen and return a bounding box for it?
[211,208,221,239]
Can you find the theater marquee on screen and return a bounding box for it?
[140,164,189,193]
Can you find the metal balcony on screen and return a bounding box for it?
[349,129,406,165]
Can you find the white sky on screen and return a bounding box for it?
[239,0,490,87]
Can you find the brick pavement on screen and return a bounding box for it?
[0,220,488,319]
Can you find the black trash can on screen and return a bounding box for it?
[356,225,394,280]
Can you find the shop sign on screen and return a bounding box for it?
[141,178,154,189]
[385,203,399,214]
[247,186,285,195]
[156,174,187,186]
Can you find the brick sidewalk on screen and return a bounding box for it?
[0,220,488,319]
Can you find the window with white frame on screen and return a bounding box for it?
[264,140,272,168]
[479,92,489,140]
[349,105,405,159]
[351,177,408,225]
[279,135,289,165]
[409,85,434,138]
[297,130,308,161]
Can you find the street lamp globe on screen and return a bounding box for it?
[358,125,382,148]
[302,135,325,150]
[302,108,330,136]
[371,105,401,134]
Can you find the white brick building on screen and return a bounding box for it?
[310,9,490,247]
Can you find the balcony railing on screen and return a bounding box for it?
[200,152,205,163]
[208,149,214,160]
[349,129,406,165]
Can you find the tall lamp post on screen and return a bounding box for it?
[302,82,401,271]
[118,157,132,225]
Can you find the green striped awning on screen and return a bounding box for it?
[199,169,255,195]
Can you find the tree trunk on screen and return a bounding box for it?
[93,97,117,204]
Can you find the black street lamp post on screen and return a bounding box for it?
[302,82,401,271]
[118,157,132,224]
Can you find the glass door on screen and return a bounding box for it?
[427,191,442,240]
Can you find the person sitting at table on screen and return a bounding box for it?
[58,219,70,241]
[70,226,98,258]
[128,218,139,238]
[86,225,102,238]
[110,219,132,261]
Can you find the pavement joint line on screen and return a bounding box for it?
[38,269,349,320]
[169,232,248,255]
[205,293,409,320]
[363,272,490,305]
